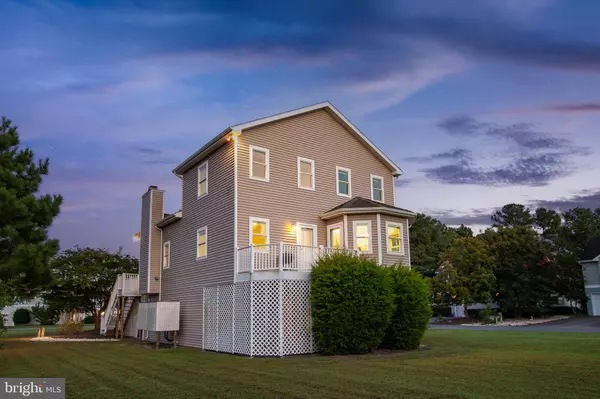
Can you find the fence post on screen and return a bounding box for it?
[249,244,254,358]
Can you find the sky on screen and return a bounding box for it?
[2,0,600,256]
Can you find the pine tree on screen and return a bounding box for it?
[0,116,62,301]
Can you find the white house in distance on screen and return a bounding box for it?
[580,237,600,316]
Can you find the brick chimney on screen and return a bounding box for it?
[139,185,164,298]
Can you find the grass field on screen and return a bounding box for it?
[1,330,599,398]
[3,324,94,338]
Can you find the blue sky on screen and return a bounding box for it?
[3,0,600,255]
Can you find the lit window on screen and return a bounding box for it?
[198,162,208,197]
[197,227,207,259]
[298,157,315,190]
[337,167,351,197]
[371,175,383,202]
[250,146,269,181]
[353,221,371,253]
[328,226,342,249]
[386,222,404,255]
[250,217,269,250]
[163,241,171,269]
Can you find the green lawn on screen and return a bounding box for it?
[1,330,599,399]
[3,324,94,338]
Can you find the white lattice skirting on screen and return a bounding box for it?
[203,280,315,357]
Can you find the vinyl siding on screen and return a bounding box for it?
[380,215,411,266]
[149,191,164,293]
[237,109,396,248]
[583,262,600,286]
[160,142,235,348]
[139,193,150,294]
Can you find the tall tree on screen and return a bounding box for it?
[485,227,557,316]
[436,236,496,313]
[43,247,138,330]
[409,214,459,277]
[534,208,562,242]
[0,117,62,301]
[451,224,474,238]
[491,204,533,228]
[559,207,600,256]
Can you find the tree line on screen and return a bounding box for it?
[411,204,594,315]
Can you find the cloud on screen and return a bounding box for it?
[423,153,571,186]
[533,189,600,212]
[437,116,489,136]
[394,178,414,188]
[426,208,495,226]
[533,103,600,113]
[131,146,163,155]
[405,148,471,163]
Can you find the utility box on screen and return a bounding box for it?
[138,302,180,331]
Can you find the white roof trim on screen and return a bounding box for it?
[231,102,403,176]
[320,207,416,220]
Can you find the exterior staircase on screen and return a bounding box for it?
[100,273,140,338]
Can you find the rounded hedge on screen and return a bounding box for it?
[380,266,432,350]
[311,253,394,354]
[13,308,32,325]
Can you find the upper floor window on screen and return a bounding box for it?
[353,220,372,254]
[298,157,315,190]
[197,227,207,259]
[386,222,405,255]
[250,145,269,182]
[163,241,171,269]
[198,162,208,198]
[371,175,384,202]
[250,217,269,250]
[336,167,351,197]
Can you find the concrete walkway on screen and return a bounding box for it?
[430,317,600,333]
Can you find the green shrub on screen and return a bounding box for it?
[311,253,394,354]
[83,315,95,324]
[381,266,432,350]
[0,316,5,349]
[30,305,59,325]
[12,308,31,325]
[58,321,83,337]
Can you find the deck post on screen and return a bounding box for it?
[249,244,254,358]
[173,331,178,348]
[279,241,284,272]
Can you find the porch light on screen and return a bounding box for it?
[133,232,141,242]
[227,131,241,141]
[290,224,299,235]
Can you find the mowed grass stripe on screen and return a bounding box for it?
[1,329,600,399]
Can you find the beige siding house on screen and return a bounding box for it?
[129,102,416,353]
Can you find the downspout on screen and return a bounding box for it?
[231,133,239,282]
[407,219,412,268]
[376,214,382,265]
[157,226,163,301]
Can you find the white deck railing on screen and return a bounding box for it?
[236,243,356,274]
[100,273,140,335]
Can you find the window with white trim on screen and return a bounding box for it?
[353,220,372,253]
[386,222,405,255]
[250,145,269,181]
[327,223,343,249]
[371,175,384,202]
[298,157,315,190]
[336,167,351,197]
[196,227,207,259]
[250,217,269,250]
[163,241,171,269]
[198,162,208,198]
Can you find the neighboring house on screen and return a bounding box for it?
[580,237,600,316]
[111,102,416,355]
[1,299,85,327]
[1,299,42,327]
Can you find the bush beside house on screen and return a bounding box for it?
[12,308,31,325]
[311,254,432,355]
[381,266,432,350]
[311,253,394,354]
[30,305,59,325]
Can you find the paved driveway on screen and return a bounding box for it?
[430,317,600,333]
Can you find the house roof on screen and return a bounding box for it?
[320,196,416,220]
[580,236,600,261]
[173,102,403,176]
[156,210,183,229]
